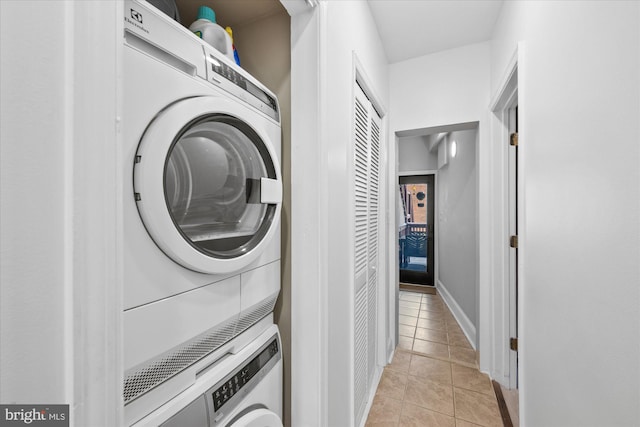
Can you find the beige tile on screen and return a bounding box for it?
[388,350,412,373]
[418,310,445,321]
[421,303,445,313]
[408,354,452,385]
[449,346,477,366]
[443,314,458,324]
[399,324,416,338]
[399,402,455,427]
[400,294,422,303]
[400,300,421,310]
[448,332,472,349]
[366,422,398,427]
[377,369,408,400]
[365,394,402,426]
[398,336,414,351]
[454,388,502,427]
[446,323,464,335]
[412,339,450,359]
[399,315,418,327]
[400,307,420,318]
[416,318,445,331]
[451,364,493,396]
[455,420,483,427]
[404,376,454,416]
[415,327,448,344]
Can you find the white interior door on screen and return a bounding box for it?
[353,82,381,426]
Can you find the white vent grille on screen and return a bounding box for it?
[367,112,381,388]
[235,295,279,333]
[354,283,368,425]
[369,118,380,266]
[123,293,278,404]
[367,268,378,385]
[354,96,369,278]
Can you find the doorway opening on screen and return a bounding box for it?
[393,122,480,355]
[398,174,435,286]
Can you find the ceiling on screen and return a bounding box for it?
[368,0,504,63]
[174,0,504,64]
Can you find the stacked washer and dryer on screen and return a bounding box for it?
[122,1,283,425]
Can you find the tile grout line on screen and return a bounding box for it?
[373,290,500,426]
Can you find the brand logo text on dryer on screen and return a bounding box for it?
[125,9,149,34]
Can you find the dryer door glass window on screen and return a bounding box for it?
[164,114,277,259]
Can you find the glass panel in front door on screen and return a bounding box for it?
[399,183,428,272]
[399,174,434,286]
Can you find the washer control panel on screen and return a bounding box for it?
[208,334,281,425]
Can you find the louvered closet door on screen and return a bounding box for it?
[368,105,381,389]
[353,82,381,427]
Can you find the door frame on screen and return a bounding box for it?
[397,172,437,287]
[489,44,525,392]
[507,99,519,390]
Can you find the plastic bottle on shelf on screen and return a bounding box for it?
[225,26,241,66]
[189,6,234,61]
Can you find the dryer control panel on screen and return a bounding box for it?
[204,48,280,123]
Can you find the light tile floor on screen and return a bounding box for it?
[366,290,504,427]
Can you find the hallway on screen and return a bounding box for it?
[366,290,504,426]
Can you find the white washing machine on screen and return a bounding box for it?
[122,0,282,424]
[133,324,283,427]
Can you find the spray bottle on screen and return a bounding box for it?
[225,26,241,66]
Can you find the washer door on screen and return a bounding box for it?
[134,96,282,274]
[228,408,282,427]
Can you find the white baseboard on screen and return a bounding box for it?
[437,280,477,349]
[387,337,394,364]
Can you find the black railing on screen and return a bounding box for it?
[399,223,427,268]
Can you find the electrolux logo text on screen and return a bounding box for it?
[124,8,150,34]
[0,405,68,427]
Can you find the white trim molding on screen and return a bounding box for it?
[437,280,476,349]
[482,43,525,393]
[290,4,327,426]
[71,2,124,425]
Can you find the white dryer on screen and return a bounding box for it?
[133,324,283,427]
[122,0,282,423]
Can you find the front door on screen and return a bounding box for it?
[398,174,435,286]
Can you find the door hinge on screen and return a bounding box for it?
[510,337,518,351]
[509,235,518,248]
[510,132,518,146]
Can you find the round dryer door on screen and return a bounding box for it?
[228,408,282,427]
[134,96,282,274]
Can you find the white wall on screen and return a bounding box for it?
[290,1,389,425]
[490,2,640,425]
[389,42,490,133]
[398,135,438,172]
[1,2,122,424]
[0,0,69,403]
[437,130,477,339]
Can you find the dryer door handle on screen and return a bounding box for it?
[260,178,282,204]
